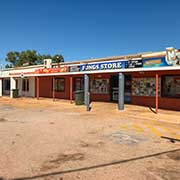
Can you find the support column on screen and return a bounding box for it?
[70,76,73,103]
[118,73,125,110]
[36,77,39,100]
[25,78,27,97]
[84,74,90,111]
[0,78,2,97]
[10,77,16,98]
[52,76,55,101]
[155,73,159,114]
[19,78,23,97]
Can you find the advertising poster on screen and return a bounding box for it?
[90,79,108,94]
[143,57,169,68]
[132,78,161,96]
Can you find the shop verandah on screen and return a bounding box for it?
[1,69,180,112]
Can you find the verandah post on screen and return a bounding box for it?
[53,76,55,101]
[155,73,159,114]
[36,77,39,100]
[84,74,90,111]
[70,76,73,103]
[118,72,124,110]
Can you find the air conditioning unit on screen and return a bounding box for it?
[44,59,52,68]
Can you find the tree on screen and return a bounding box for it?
[52,54,64,63]
[5,51,20,67]
[5,50,64,68]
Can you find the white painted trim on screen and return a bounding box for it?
[5,66,180,78]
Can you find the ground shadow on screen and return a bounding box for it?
[149,107,157,114]
[10,148,180,180]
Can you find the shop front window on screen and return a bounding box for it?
[162,76,180,98]
[55,78,65,92]
[22,79,29,91]
[4,79,10,90]
[90,79,108,94]
[132,77,161,96]
[74,77,84,91]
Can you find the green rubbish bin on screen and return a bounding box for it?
[74,90,84,105]
[12,89,19,98]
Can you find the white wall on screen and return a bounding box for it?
[28,77,35,97]
[0,79,2,96]
[16,77,35,97]
[10,77,16,98]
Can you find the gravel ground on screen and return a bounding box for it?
[0,97,180,180]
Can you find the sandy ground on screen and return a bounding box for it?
[0,97,180,180]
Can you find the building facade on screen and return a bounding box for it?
[0,47,180,111]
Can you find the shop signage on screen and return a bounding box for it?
[143,58,165,68]
[35,66,68,74]
[9,71,35,76]
[144,49,180,68]
[165,48,180,66]
[69,65,80,72]
[80,60,127,71]
[126,59,143,68]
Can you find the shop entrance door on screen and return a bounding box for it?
[110,75,118,101]
[110,74,132,103]
[124,75,132,104]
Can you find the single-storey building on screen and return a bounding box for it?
[0,47,180,111]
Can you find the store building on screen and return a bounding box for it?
[0,47,180,111]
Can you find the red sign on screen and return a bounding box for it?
[9,67,68,76]
[35,67,68,74]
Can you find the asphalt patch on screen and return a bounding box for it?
[107,132,147,145]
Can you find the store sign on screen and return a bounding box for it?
[126,59,143,68]
[69,65,80,72]
[80,61,127,71]
[143,58,166,68]
[35,67,68,74]
[144,49,180,68]
[165,48,180,66]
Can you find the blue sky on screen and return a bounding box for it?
[0,0,180,67]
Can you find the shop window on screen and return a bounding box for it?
[162,76,180,98]
[132,77,161,96]
[22,79,29,91]
[55,78,65,92]
[90,79,108,94]
[4,79,10,90]
[74,77,84,91]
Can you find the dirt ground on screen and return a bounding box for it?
[0,97,180,180]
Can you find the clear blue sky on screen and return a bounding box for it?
[0,0,180,67]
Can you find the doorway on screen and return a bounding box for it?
[110,74,132,103]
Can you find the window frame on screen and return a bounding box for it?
[73,77,84,91]
[22,79,29,92]
[54,78,65,92]
[162,75,180,98]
